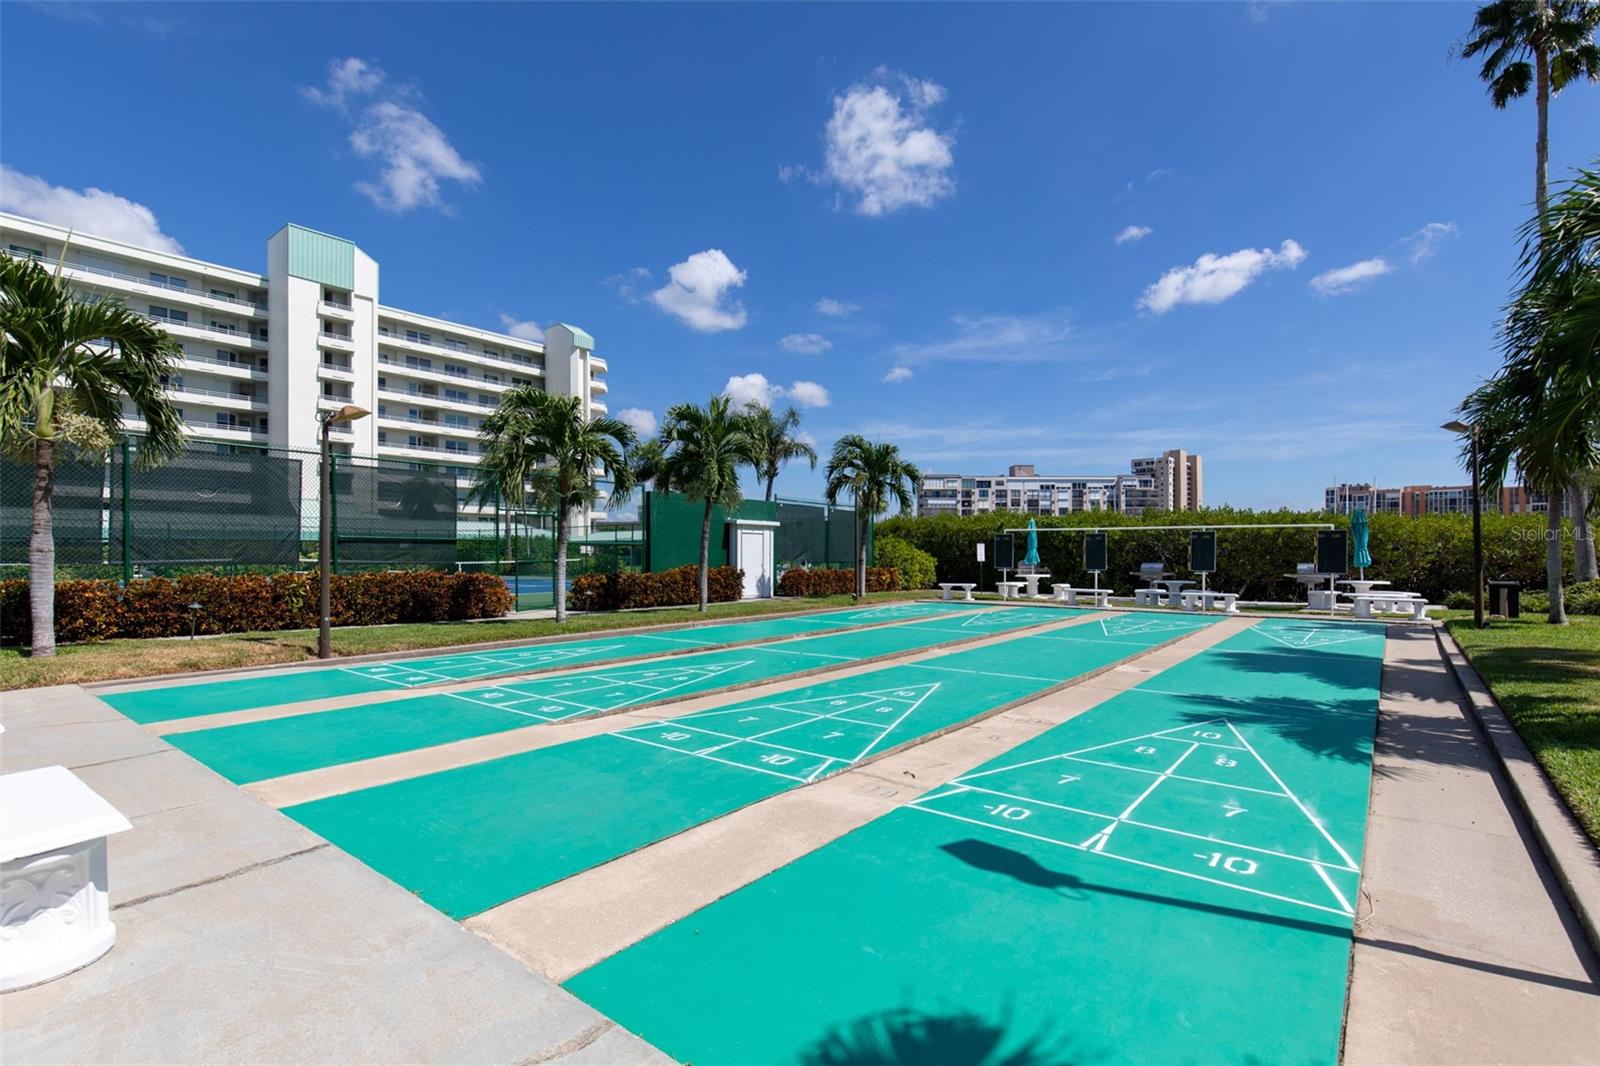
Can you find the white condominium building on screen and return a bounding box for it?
[0,213,609,516]
[917,452,1205,518]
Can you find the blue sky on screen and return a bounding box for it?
[3,1,1595,509]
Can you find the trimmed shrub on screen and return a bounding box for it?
[777,566,898,597]
[567,565,743,612]
[1565,580,1600,616]
[0,571,512,646]
[874,536,937,590]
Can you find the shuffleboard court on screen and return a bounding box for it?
[563,617,1384,1065]
[101,600,980,724]
[285,612,1217,919]
[166,606,1076,784]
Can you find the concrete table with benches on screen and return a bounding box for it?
[1352,591,1433,621]
[937,583,977,602]
[1052,586,1112,608]
[996,580,1026,601]
[1180,589,1240,614]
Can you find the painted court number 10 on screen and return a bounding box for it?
[1197,852,1259,875]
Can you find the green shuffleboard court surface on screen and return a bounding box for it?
[286,612,1216,919]
[102,600,980,724]
[564,617,1385,1066]
[167,606,1076,784]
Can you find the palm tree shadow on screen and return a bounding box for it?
[797,1004,1089,1066]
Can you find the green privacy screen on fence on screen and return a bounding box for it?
[644,490,867,573]
[0,454,107,566]
[109,444,302,567]
[333,459,457,570]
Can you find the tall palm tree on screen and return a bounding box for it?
[824,435,921,599]
[1,251,184,657]
[626,436,666,495]
[743,402,817,502]
[1459,0,1600,589]
[470,387,635,622]
[654,395,760,611]
[1461,167,1600,621]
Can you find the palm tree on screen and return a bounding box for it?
[626,436,666,494]
[744,402,817,501]
[1,251,184,657]
[1461,167,1600,621]
[470,387,635,622]
[1459,1,1600,589]
[824,435,921,599]
[654,395,760,611]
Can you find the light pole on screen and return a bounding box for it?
[318,404,370,658]
[1442,420,1484,629]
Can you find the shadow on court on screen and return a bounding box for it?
[798,1003,1090,1066]
[938,839,1350,939]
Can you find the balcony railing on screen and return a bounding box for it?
[318,331,354,344]
[377,355,516,388]
[44,258,267,311]
[147,313,267,344]
[377,327,542,370]
[181,351,267,374]
[378,411,477,432]
[171,384,266,405]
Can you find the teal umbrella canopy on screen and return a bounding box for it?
[1351,508,1372,572]
[1022,518,1041,567]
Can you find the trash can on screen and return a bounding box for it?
[1487,579,1520,618]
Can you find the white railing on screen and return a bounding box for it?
[377,328,542,370]
[44,258,267,311]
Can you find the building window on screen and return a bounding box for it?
[9,243,44,259]
[150,271,187,289]
[405,329,431,345]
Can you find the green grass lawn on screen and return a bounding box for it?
[1444,613,1600,844]
[0,591,931,691]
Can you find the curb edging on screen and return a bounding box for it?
[1434,628,1600,953]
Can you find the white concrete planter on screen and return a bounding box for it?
[1,766,132,992]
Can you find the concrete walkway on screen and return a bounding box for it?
[0,685,669,1065]
[1343,626,1600,1064]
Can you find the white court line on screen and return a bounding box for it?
[931,782,1355,872]
[845,684,939,766]
[907,805,1353,918]
[445,689,614,719]
[630,723,844,762]
[744,645,859,662]
[955,752,1075,783]
[1117,743,1199,820]
[1124,686,1375,714]
[1226,722,1359,870]
[1313,862,1356,912]
[610,733,812,783]
[635,633,720,647]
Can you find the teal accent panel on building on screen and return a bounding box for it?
[286,225,355,290]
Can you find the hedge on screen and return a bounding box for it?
[0,570,512,645]
[874,536,937,590]
[877,508,1578,603]
[777,566,899,597]
[567,565,743,611]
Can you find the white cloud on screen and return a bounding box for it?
[617,407,658,437]
[884,365,913,383]
[0,166,183,253]
[1402,222,1457,264]
[651,249,748,332]
[787,380,831,407]
[1310,257,1392,296]
[780,332,832,354]
[303,57,481,214]
[1138,239,1307,314]
[889,311,1075,365]
[820,72,956,216]
[815,297,859,317]
[497,314,544,342]
[1114,225,1153,245]
[722,373,830,409]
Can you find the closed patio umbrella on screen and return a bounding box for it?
[1351,507,1372,579]
[1022,518,1040,567]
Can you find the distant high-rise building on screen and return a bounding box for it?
[917,452,1204,517]
[1323,481,1571,518]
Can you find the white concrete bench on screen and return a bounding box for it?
[1052,586,1112,608]
[1181,589,1240,614]
[937,582,977,602]
[1133,588,1165,608]
[1307,588,1338,611]
[1353,593,1433,621]
[1,765,132,991]
[996,580,1026,601]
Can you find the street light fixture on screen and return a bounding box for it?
[318,404,370,658]
[1442,419,1484,629]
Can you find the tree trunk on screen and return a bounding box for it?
[1534,9,1551,218]
[1546,486,1567,624]
[29,435,57,657]
[765,474,775,502]
[1572,481,1596,582]
[554,511,569,623]
[698,498,713,612]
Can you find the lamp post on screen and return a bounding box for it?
[318,404,370,658]
[1442,420,1484,629]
